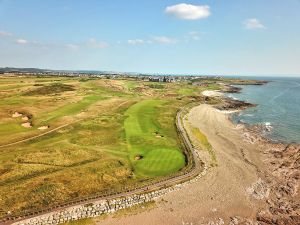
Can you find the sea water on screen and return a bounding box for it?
[227,77,300,143]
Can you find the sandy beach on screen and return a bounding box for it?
[201,90,223,97]
[96,103,299,225]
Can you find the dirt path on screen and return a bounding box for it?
[98,104,268,225]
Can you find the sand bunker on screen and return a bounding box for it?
[134,155,143,161]
[38,126,49,130]
[12,112,23,118]
[21,122,32,128]
[12,112,33,128]
[22,116,29,121]
[154,131,164,138]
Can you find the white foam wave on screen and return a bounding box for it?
[265,122,273,132]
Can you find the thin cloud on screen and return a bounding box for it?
[88,38,108,49]
[15,39,28,45]
[152,36,177,44]
[165,3,211,20]
[244,18,266,29]
[0,30,12,37]
[66,43,80,50]
[128,39,145,45]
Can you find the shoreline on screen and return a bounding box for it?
[213,87,300,224]
[94,103,285,225]
[91,88,299,224]
[193,102,300,224]
[203,85,300,145]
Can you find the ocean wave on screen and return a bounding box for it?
[227,94,239,100]
[265,122,273,132]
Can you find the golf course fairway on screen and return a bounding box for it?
[124,99,185,177]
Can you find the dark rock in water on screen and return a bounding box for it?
[222,85,242,93]
[229,80,268,86]
[215,97,255,111]
[249,123,273,134]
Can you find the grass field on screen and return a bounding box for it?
[0,75,220,216]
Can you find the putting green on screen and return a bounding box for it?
[124,99,185,177]
[135,148,185,176]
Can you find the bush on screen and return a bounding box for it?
[25,83,75,95]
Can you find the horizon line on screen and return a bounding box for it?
[1,66,300,78]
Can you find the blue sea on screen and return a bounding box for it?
[226,77,300,143]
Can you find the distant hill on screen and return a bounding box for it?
[0,67,146,76]
[0,67,52,73]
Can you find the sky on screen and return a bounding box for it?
[0,0,300,76]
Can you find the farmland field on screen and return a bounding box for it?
[0,75,219,216]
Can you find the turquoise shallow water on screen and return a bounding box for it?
[227,77,300,143]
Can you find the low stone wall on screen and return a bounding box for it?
[13,165,207,225]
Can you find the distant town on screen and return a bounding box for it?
[0,67,222,83]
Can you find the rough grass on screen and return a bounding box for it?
[146,83,165,89]
[178,88,197,96]
[191,126,217,166]
[111,200,156,218]
[62,218,95,225]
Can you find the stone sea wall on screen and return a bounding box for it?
[13,165,207,225]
